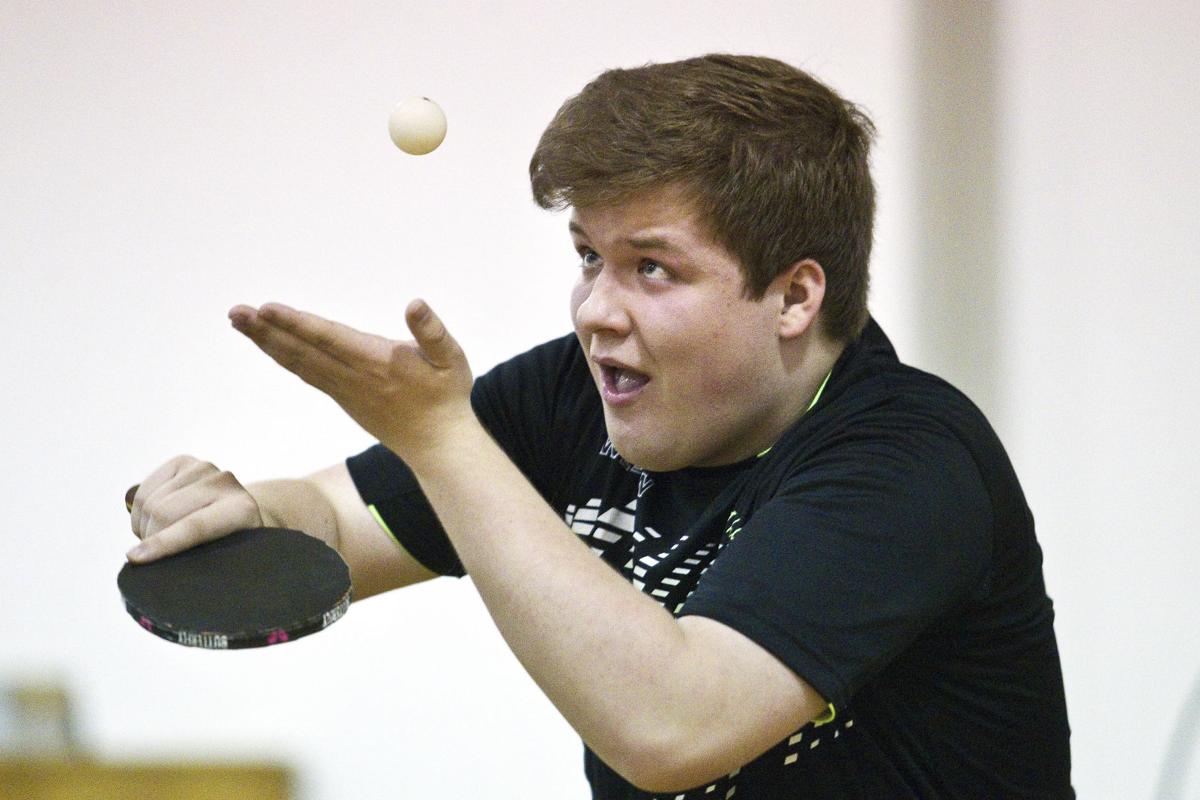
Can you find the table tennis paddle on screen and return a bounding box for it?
[119,485,352,649]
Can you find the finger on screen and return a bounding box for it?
[229,305,357,395]
[405,299,464,369]
[133,457,231,539]
[138,477,229,541]
[130,456,193,536]
[257,303,392,368]
[126,499,244,563]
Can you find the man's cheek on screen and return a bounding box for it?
[692,361,745,400]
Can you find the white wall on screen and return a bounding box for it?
[0,3,912,798]
[5,2,1195,797]
[996,3,1200,798]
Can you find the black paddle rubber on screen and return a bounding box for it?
[118,528,352,649]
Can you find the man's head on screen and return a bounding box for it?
[529,53,876,342]
[564,186,834,470]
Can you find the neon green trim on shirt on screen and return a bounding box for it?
[813,703,837,726]
[756,368,833,460]
[367,503,402,547]
[806,368,833,413]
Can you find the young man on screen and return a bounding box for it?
[128,55,1073,797]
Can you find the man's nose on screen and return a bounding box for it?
[574,269,632,335]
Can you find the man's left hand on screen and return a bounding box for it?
[228,299,476,464]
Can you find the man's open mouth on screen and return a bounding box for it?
[599,363,650,402]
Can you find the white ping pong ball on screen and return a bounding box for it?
[388,96,447,155]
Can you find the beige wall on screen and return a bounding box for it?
[3,2,1196,797]
[904,3,1200,796]
[998,3,1200,797]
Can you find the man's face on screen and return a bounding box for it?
[569,187,800,471]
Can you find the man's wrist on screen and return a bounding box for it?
[388,406,489,477]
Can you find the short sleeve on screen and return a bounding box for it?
[678,418,993,710]
[345,334,589,578]
[346,443,464,576]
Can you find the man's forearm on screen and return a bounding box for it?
[404,421,701,782]
[248,479,340,551]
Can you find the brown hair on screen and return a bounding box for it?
[529,54,876,341]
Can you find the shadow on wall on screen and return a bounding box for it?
[910,0,1003,423]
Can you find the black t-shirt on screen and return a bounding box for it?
[347,319,1074,799]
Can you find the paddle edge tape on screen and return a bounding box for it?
[121,588,353,650]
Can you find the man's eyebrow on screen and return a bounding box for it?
[625,234,685,254]
[567,221,685,254]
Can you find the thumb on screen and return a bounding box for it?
[405,299,462,368]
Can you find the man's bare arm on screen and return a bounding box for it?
[409,423,828,791]
[251,463,437,599]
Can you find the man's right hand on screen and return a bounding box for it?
[126,455,265,563]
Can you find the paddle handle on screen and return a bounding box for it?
[125,484,139,514]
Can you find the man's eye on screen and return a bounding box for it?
[579,249,602,269]
[638,260,667,278]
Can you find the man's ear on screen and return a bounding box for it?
[778,259,826,339]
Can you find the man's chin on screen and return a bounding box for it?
[606,432,689,473]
